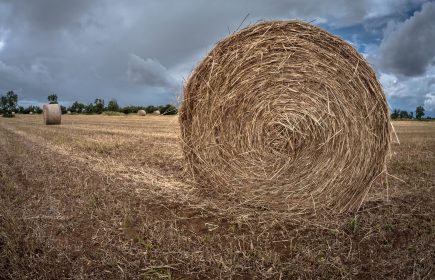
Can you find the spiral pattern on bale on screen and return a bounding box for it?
[179,21,390,213]
[43,104,61,125]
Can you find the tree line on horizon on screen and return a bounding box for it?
[1,90,431,120]
[390,107,427,120]
[0,91,178,117]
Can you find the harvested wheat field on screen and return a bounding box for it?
[0,115,434,279]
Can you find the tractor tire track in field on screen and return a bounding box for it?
[0,121,193,203]
[0,120,240,279]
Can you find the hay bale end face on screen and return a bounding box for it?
[179,21,391,213]
[137,110,146,116]
[43,104,62,125]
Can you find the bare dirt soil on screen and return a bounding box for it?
[0,115,434,279]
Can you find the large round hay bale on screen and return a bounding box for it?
[43,104,61,125]
[153,110,160,115]
[179,21,391,213]
[137,110,146,116]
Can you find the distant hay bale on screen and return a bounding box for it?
[137,110,146,116]
[67,111,71,115]
[179,21,391,213]
[153,110,160,115]
[29,112,34,115]
[11,112,15,115]
[43,104,61,125]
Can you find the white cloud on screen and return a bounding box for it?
[379,72,400,98]
[377,1,435,76]
[0,27,8,52]
[365,0,427,19]
[424,93,435,112]
[377,65,435,113]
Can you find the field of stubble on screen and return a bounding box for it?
[0,115,434,279]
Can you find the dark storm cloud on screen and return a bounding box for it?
[4,0,95,31]
[0,0,434,114]
[0,0,376,106]
[378,1,435,77]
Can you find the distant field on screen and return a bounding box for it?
[0,115,434,279]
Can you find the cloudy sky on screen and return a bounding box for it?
[0,0,434,116]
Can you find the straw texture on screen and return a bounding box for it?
[179,21,391,213]
[43,104,61,125]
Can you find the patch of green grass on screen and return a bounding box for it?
[348,215,359,234]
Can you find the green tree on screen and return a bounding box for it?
[35,106,43,114]
[399,110,410,119]
[24,105,42,114]
[145,105,157,114]
[390,109,400,119]
[0,91,18,117]
[69,101,85,113]
[122,106,132,114]
[94,99,105,114]
[60,105,67,114]
[107,99,120,112]
[416,106,425,120]
[160,104,178,115]
[48,94,58,104]
[85,103,95,114]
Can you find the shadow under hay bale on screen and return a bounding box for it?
[43,104,61,125]
[179,21,391,214]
